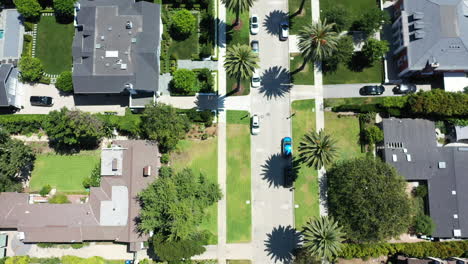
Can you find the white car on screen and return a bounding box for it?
[280,22,289,41]
[251,114,260,135]
[251,70,261,88]
[250,15,259,35]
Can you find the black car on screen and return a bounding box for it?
[30,96,53,106]
[360,85,385,96]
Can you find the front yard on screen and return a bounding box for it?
[291,100,319,229]
[324,112,364,161]
[226,110,252,243]
[291,53,314,85]
[288,0,312,34]
[29,150,100,193]
[323,61,383,85]
[35,16,74,74]
[170,136,218,245]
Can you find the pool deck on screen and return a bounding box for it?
[0,9,24,65]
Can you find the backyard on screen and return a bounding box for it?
[167,12,199,60]
[291,100,319,229]
[291,53,314,85]
[288,0,312,34]
[29,150,100,193]
[226,110,252,243]
[324,112,364,161]
[35,16,74,74]
[170,136,218,245]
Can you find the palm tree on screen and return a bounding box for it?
[302,216,346,261]
[295,19,338,72]
[224,44,259,90]
[222,0,256,25]
[298,129,337,169]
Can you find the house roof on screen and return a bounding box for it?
[0,64,14,107]
[72,0,161,94]
[0,140,160,251]
[382,118,468,238]
[403,0,468,71]
[2,9,23,59]
[455,126,468,141]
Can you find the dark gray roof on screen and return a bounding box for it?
[0,64,15,107]
[382,118,468,238]
[402,0,468,71]
[72,0,160,94]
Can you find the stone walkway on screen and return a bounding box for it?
[178,60,218,70]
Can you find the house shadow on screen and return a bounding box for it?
[73,94,129,107]
[264,225,302,263]
[259,66,292,99]
[263,10,289,36]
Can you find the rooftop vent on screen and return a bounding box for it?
[121,64,127,70]
[413,12,424,20]
[452,190,457,195]
[454,214,459,219]
[438,161,446,169]
[112,158,118,171]
[392,154,398,162]
[131,38,137,43]
[95,43,101,49]
[406,154,412,161]
[454,229,462,237]
[108,26,112,31]
[100,35,105,41]
[143,166,151,177]
[126,21,133,29]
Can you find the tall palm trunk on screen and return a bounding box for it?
[291,58,308,75]
[290,0,306,18]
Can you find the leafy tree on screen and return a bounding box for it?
[140,103,191,153]
[302,216,346,261]
[413,185,427,198]
[82,162,101,188]
[151,232,208,263]
[327,157,411,242]
[43,108,105,150]
[298,20,338,70]
[323,5,351,32]
[48,193,70,204]
[222,0,255,25]
[170,69,199,95]
[407,89,468,117]
[53,0,75,18]
[361,125,383,145]
[354,8,390,35]
[40,184,52,196]
[138,168,222,240]
[362,38,389,64]
[0,130,35,192]
[55,71,74,93]
[298,129,337,169]
[323,35,354,72]
[224,44,259,90]
[414,214,435,236]
[170,9,196,39]
[14,0,41,20]
[19,56,44,82]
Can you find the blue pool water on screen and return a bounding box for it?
[0,30,4,39]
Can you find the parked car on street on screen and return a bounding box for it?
[30,96,53,106]
[251,40,259,53]
[360,85,385,96]
[282,137,292,157]
[394,83,416,94]
[251,69,261,88]
[250,14,259,35]
[251,114,260,135]
[279,22,289,41]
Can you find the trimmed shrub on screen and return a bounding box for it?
[19,56,44,82]
[413,185,428,198]
[55,71,74,92]
[170,69,199,95]
[170,9,196,39]
[160,153,170,164]
[24,22,35,32]
[14,0,41,20]
[48,193,70,204]
[414,214,435,236]
[361,125,383,144]
[0,114,47,134]
[39,184,52,196]
[196,68,214,93]
[82,162,101,188]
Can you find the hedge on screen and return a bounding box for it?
[0,114,47,134]
[339,241,468,259]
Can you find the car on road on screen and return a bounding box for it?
[251,40,259,53]
[251,69,261,88]
[251,114,260,135]
[394,83,416,94]
[30,96,53,106]
[279,22,289,41]
[283,165,293,188]
[281,137,292,157]
[360,85,385,96]
[250,14,259,35]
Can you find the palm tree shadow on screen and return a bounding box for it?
[261,153,286,188]
[264,225,302,263]
[263,10,289,36]
[259,66,292,99]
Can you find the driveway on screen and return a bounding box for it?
[250,0,297,263]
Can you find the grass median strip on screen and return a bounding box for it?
[291,100,319,229]
[170,137,218,245]
[226,110,252,243]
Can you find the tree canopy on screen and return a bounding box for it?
[224,44,259,82]
[44,108,105,150]
[0,130,35,192]
[362,38,389,64]
[354,8,389,35]
[298,20,339,63]
[14,0,41,20]
[170,9,196,39]
[302,216,346,261]
[19,56,44,82]
[170,69,199,95]
[323,5,351,32]
[53,0,75,19]
[138,167,221,240]
[55,71,74,92]
[298,130,338,169]
[327,157,411,242]
[140,103,191,153]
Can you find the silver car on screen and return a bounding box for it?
[280,22,289,41]
[251,114,260,135]
[250,15,259,35]
[251,40,259,53]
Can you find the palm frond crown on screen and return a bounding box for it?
[298,129,337,169]
[302,216,346,261]
[298,19,339,62]
[224,44,259,80]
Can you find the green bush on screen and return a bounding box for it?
[19,56,44,82]
[332,104,381,113]
[48,193,70,204]
[55,71,74,92]
[160,153,170,164]
[82,162,101,188]
[24,22,34,31]
[53,0,75,18]
[414,214,435,236]
[361,125,383,144]
[151,232,208,262]
[5,256,30,264]
[37,243,55,248]
[182,108,214,126]
[323,5,351,32]
[170,69,199,95]
[39,184,52,196]
[70,243,88,249]
[362,39,389,65]
[96,109,141,137]
[195,68,214,93]
[413,185,427,198]
[408,89,468,117]
[14,0,41,20]
[0,114,47,134]
[37,257,61,264]
[381,96,408,109]
[170,9,196,39]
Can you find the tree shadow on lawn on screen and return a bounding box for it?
[264,225,302,263]
[263,10,289,36]
[259,66,292,100]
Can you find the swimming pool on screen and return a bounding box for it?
[0,30,4,39]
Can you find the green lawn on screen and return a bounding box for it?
[291,100,319,229]
[29,151,100,193]
[324,112,364,161]
[323,61,383,85]
[168,13,199,60]
[289,0,312,34]
[324,97,386,108]
[227,261,252,264]
[320,0,377,17]
[170,137,218,245]
[35,16,74,74]
[226,110,251,243]
[291,53,314,85]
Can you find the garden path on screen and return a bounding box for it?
[178,60,218,71]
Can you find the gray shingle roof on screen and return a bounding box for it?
[0,64,15,107]
[382,118,468,238]
[72,0,161,94]
[404,0,468,71]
